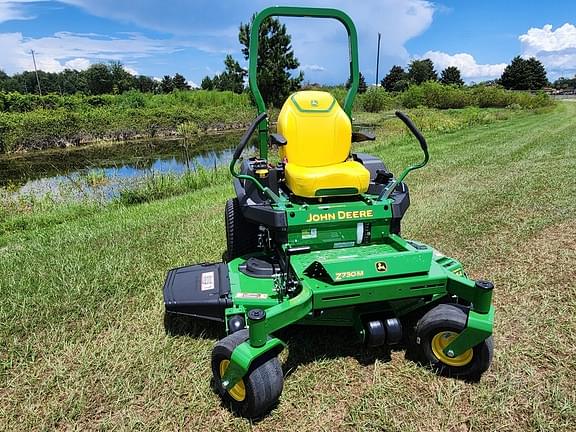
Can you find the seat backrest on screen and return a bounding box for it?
[277,91,352,167]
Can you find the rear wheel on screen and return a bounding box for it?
[211,329,283,418]
[225,198,259,261]
[415,304,493,378]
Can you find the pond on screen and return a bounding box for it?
[0,131,249,202]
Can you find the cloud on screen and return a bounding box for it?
[63,57,91,70]
[57,0,436,82]
[301,64,326,72]
[0,31,191,74]
[1,0,436,83]
[519,23,576,72]
[0,0,37,23]
[422,51,507,79]
[123,65,138,75]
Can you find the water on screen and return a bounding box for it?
[0,131,248,201]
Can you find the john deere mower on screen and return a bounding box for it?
[163,6,494,418]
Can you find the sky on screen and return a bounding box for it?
[1,0,575,87]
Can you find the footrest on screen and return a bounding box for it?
[163,262,231,321]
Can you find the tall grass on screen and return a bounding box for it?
[0,85,554,153]
[116,167,230,205]
[0,90,250,113]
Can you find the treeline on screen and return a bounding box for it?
[0,62,192,96]
[380,56,551,92]
[553,75,576,91]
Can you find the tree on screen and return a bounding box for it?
[500,56,548,90]
[160,75,174,93]
[408,59,437,84]
[345,72,367,93]
[172,73,191,91]
[108,61,134,93]
[0,70,9,91]
[381,65,409,92]
[135,75,156,93]
[215,55,246,93]
[201,76,214,90]
[552,75,576,90]
[239,15,303,107]
[440,66,464,86]
[85,64,113,95]
[526,57,548,89]
[60,69,87,94]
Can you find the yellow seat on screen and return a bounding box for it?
[277,90,370,198]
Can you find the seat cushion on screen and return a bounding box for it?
[277,91,352,167]
[285,160,370,198]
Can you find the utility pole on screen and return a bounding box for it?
[31,49,42,96]
[375,32,381,86]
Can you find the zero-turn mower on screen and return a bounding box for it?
[163,6,494,418]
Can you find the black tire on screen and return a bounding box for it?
[211,329,283,418]
[415,304,493,379]
[225,198,259,261]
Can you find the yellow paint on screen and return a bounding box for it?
[431,331,473,367]
[219,359,246,401]
[277,90,370,198]
[305,209,374,223]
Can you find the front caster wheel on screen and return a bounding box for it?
[415,304,493,379]
[211,329,283,418]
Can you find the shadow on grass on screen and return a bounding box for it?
[163,312,224,340]
[276,325,398,377]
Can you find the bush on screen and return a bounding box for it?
[0,86,554,153]
[359,87,395,112]
[400,82,553,110]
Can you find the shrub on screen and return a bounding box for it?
[360,87,395,112]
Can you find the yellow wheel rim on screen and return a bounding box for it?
[431,331,473,367]
[219,359,246,402]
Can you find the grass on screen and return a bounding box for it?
[1,102,575,431]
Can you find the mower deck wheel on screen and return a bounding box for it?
[211,329,283,418]
[415,304,493,378]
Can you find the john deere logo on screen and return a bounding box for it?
[375,261,388,272]
[310,99,319,107]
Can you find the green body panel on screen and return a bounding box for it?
[290,242,433,283]
[284,199,392,248]
[248,6,360,158]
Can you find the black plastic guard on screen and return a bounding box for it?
[163,262,232,321]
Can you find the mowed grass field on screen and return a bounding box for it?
[1,102,575,431]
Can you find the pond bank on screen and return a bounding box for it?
[0,105,556,212]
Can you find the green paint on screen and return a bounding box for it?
[443,306,495,357]
[290,94,337,113]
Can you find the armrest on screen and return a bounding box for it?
[352,131,376,142]
[270,133,287,146]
